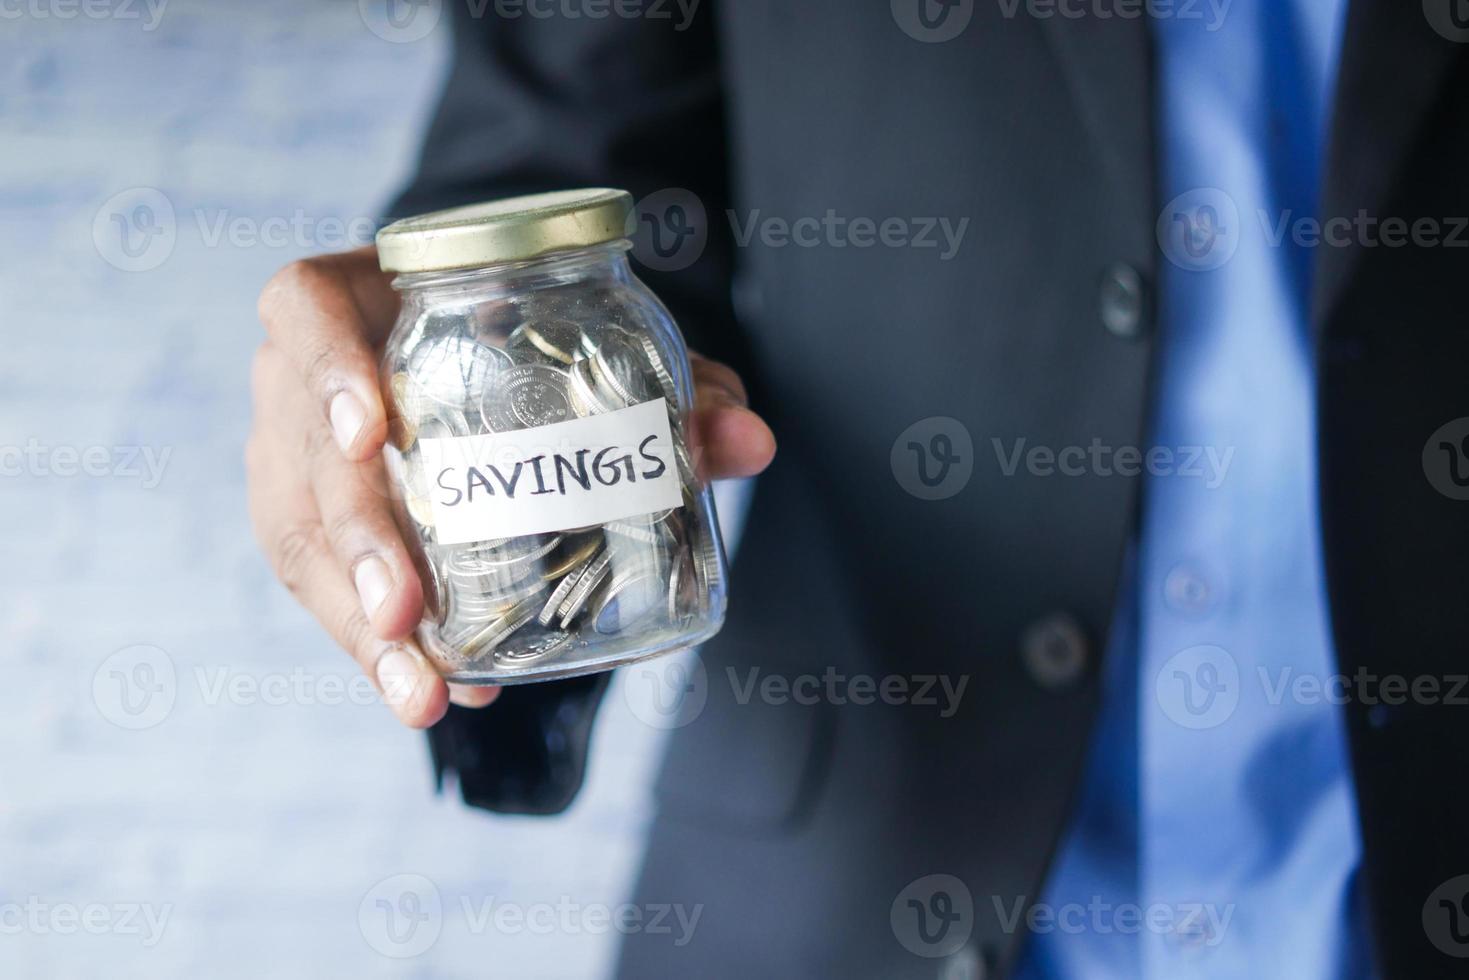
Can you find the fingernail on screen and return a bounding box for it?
[376,644,426,713]
[329,390,367,453]
[354,556,394,617]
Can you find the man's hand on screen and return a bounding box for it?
[246,246,777,727]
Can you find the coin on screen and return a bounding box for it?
[421,549,448,627]
[539,571,583,626]
[557,550,613,628]
[457,594,543,659]
[387,372,423,449]
[405,489,436,530]
[384,445,437,533]
[494,629,574,668]
[589,332,654,408]
[445,558,532,602]
[482,364,573,431]
[692,526,722,617]
[417,411,473,442]
[567,355,615,417]
[541,533,603,580]
[387,296,725,673]
[451,572,548,615]
[578,329,600,358]
[536,540,604,625]
[460,533,564,571]
[674,439,697,485]
[667,550,696,625]
[604,519,674,548]
[510,319,585,365]
[408,334,513,410]
[591,565,663,634]
[444,538,562,610]
[638,333,679,404]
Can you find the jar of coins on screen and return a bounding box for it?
[374,189,728,684]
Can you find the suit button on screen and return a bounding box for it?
[1099,262,1146,340]
[1021,613,1089,691]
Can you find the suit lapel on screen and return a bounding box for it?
[1314,0,1464,331]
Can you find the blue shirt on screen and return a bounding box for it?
[1016,2,1368,977]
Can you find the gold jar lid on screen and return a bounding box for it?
[377,188,634,274]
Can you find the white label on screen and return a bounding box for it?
[420,398,684,545]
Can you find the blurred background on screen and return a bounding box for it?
[0,2,699,975]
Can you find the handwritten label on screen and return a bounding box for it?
[420,398,683,545]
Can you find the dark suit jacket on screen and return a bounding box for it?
[391,2,1469,976]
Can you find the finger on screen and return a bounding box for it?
[259,341,425,641]
[257,251,397,463]
[690,354,749,407]
[311,446,427,642]
[694,402,777,480]
[331,246,402,330]
[277,522,445,728]
[246,424,447,728]
[266,519,446,728]
[449,684,503,709]
[686,356,775,480]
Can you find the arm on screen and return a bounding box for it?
[393,3,748,815]
[390,0,751,371]
[245,2,772,817]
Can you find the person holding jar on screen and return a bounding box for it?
[247,1,1469,978]
[247,226,774,719]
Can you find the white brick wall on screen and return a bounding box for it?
[0,3,696,975]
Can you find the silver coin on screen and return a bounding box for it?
[602,532,671,592]
[668,550,697,625]
[592,565,663,634]
[393,445,431,501]
[604,519,675,549]
[408,334,513,410]
[537,541,604,626]
[509,319,585,366]
[691,526,722,617]
[664,396,688,440]
[567,355,615,417]
[494,629,574,668]
[444,549,543,605]
[638,333,679,404]
[539,570,583,626]
[481,364,574,431]
[466,534,518,550]
[443,545,534,584]
[444,563,531,598]
[557,550,613,628]
[451,573,548,616]
[589,332,654,408]
[458,534,564,571]
[457,594,543,659]
[416,411,473,442]
[674,439,697,485]
[577,328,601,358]
[384,445,436,535]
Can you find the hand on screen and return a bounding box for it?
[246,246,776,728]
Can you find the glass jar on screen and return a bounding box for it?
[374,189,727,684]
